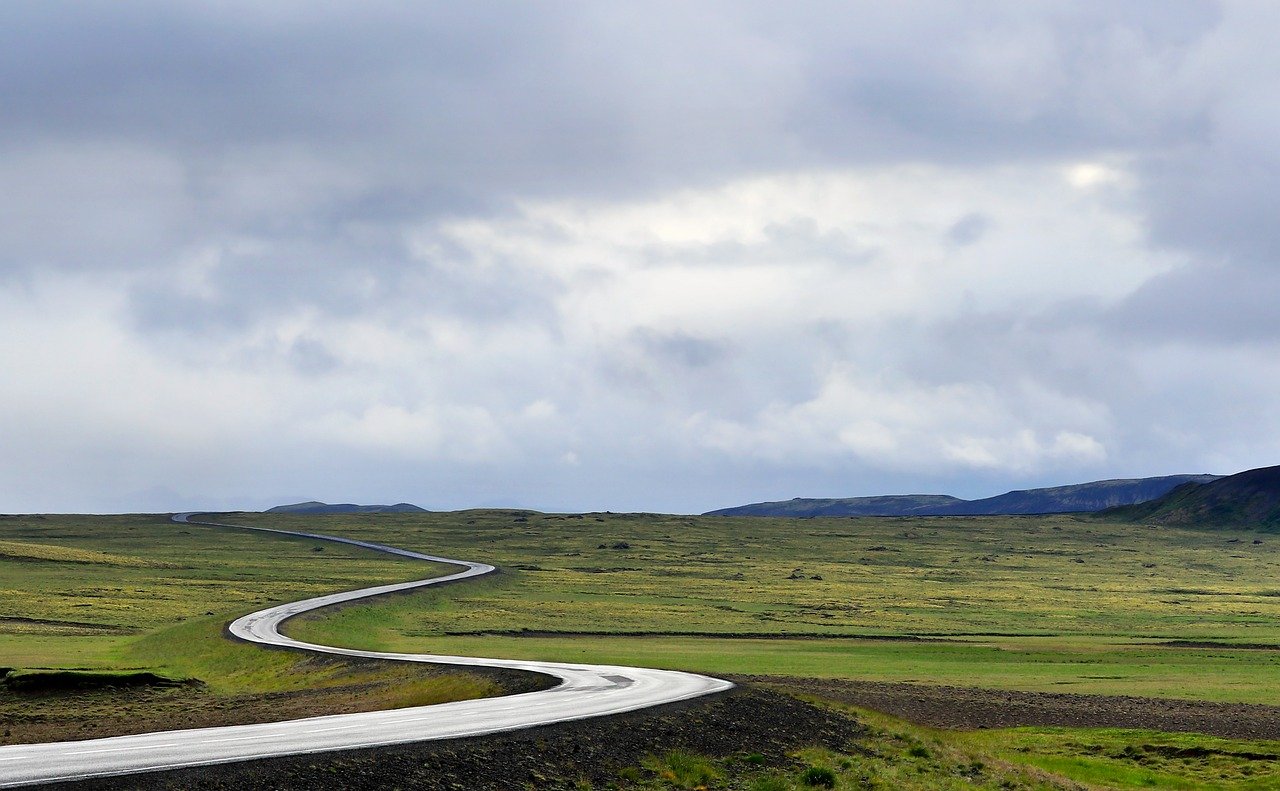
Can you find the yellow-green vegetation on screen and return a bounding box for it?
[954,725,1280,791]
[6,505,1280,785]
[125,615,497,706]
[290,632,1280,704]
[0,538,175,568]
[643,751,721,787]
[0,514,442,657]
[239,509,1280,703]
[246,510,1280,641]
[613,706,1280,790]
[0,513,506,743]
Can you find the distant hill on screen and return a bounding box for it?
[706,494,964,518]
[937,475,1222,516]
[1108,465,1280,530]
[266,501,428,515]
[705,474,1220,518]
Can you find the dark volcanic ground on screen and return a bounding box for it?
[39,687,858,791]
[744,676,1280,740]
[27,677,1280,789]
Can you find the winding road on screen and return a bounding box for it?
[0,513,733,788]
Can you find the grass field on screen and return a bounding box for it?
[285,631,1280,704]
[237,509,1280,642]
[5,507,1280,787]
[214,508,1280,704]
[0,514,511,744]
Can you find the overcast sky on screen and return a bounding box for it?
[3,1,1278,514]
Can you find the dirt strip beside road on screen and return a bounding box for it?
[741,676,1280,740]
[39,688,858,791]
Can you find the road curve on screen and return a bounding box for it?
[0,513,733,788]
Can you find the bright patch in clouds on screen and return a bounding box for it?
[398,162,1153,476]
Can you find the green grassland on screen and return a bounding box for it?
[0,514,508,743]
[5,507,1280,787]
[0,514,440,670]
[245,510,1280,641]
[216,509,1280,704]
[283,632,1280,704]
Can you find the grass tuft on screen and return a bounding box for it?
[799,765,836,787]
[644,750,721,788]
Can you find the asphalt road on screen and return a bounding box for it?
[0,513,733,788]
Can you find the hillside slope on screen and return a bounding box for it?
[1109,465,1280,530]
[707,474,1219,518]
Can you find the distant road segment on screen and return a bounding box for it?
[0,513,733,788]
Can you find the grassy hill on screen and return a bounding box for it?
[1110,464,1280,530]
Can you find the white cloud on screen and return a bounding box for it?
[687,367,1110,474]
[440,163,1181,341]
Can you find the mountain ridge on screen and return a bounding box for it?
[265,501,428,515]
[705,474,1220,518]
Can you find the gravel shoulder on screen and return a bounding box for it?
[36,687,858,790]
[24,676,1280,790]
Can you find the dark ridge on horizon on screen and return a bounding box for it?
[705,474,1221,518]
[265,501,428,515]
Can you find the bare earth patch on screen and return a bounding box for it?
[742,675,1280,740]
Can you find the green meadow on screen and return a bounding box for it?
[232,509,1280,703]
[0,514,503,743]
[4,508,1280,787]
[242,510,1280,643]
[0,514,438,673]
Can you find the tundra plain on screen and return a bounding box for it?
[3,510,1280,789]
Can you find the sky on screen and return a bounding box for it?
[3,1,1279,514]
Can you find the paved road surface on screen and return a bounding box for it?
[0,513,733,787]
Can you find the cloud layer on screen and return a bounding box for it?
[2,1,1277,513]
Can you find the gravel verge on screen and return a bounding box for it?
[36,687,860,790]
[743,675,1280,740]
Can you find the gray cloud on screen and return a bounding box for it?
[1106,263,1280,346]
[947,213,992,247]
[3,2,1279,513]
[634,330,729,370]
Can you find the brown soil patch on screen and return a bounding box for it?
[742,675,1280,740]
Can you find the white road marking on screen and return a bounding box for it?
[67,744,180,755]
